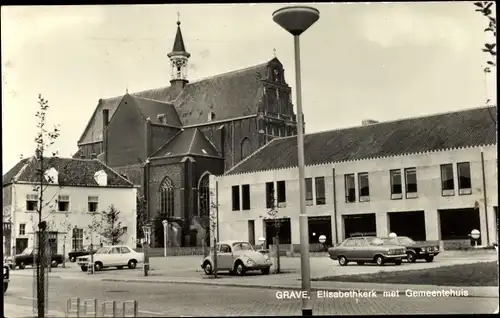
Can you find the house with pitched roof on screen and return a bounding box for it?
[73,19,298,247]
[212,106,498,250]
[2,157,136,256]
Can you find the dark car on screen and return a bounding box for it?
[328,237,406,266]
[68,246,97,262]
[381,236,440,263]
[3,265,10,293]
[13,247,64,269]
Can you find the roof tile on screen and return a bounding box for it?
[226,106,498,175]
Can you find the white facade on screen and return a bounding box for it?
[4,183,137,256]
[212,145,498,247]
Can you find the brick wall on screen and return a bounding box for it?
[106,99,146,167]
[148,161,183,219]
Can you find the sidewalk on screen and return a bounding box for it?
[4,303,65,318]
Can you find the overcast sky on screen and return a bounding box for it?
[1,3,497,173]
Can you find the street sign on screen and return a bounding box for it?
[318,235,326,244]
[471,229,480,240]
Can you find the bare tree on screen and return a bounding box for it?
[474,1,497,124]
[259,189,285,274]
[208,190,219,278]
[32,94,60,318]
[101,205,127,245]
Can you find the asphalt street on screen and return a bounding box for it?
[4,275,498,316]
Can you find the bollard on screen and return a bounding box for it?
[66,297,80,318]
[83,299,98,317]
[101,300,117,317]
[122,300,139,317]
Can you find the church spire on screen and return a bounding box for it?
[167,14,190,90]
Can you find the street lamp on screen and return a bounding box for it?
[318,234,326,252]
[162,220,168,258]
[389,232,397,238]
[273,6,319,316]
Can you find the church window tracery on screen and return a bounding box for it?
[160,176,175,217]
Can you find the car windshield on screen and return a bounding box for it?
[232,242,254,251]
[369,238,384,245]
[95,247,111,254]
[21,247,33,255]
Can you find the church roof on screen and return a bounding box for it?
[151,128,221,159]
[127,95,182,126]
[78,60,270,144]
[3,157,134,188]
[226,106,498,175]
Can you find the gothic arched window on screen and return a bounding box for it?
[241,138,251,161]
[198,173,210,217]
[160,176,174,217]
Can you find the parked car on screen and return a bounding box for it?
[328,237,407,266]
[201,240,272,276]
[381,236,440,263]
[4,255,14,270]
[68,245,98,262]
[3,265,10,293]
[76,245,144,272]
[13,247,64,269]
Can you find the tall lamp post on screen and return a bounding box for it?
[162,220,168,258]
[272,6,319,316]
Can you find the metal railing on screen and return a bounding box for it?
[66,297,138,317]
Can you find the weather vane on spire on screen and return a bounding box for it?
[177,10,180,25]
[273,48,277,58]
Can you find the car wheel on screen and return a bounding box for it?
[3,283,8,293]
[375,255,385,266]
[356,261,365,265]
[394,259,402,265]
[18,262,25,270]
[94,262,103,272]
[81,266,88,272]
[425,255,434,262]
[203,262,212,275]
[407,251,417,263]
[70,257,76,262]
[235,262,246,276]
[338,256,348,266]
[50,260,58,268]
[261,267,270,275]
[117,266,124,270]
[128,260,137,269]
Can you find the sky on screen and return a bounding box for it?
[1,3,497,173]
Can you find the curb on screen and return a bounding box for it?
[99,278,498,298]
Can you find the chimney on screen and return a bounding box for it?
[362,119,379,126]
[90,153,97,159]
[102,109,109,165]
[157,113,166,124]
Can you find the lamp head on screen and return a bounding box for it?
[162,220,168,226]
[272,6,320,36]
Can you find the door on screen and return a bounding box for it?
[48,232,58,256]
[120,246,132,265]
[16,238,29,255]
[218,244,233,270]
[355,238,371,260]
[248,221,255,245]
[108,247,122,266]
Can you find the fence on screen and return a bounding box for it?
[134,246,207,257]
[66,298,138,317]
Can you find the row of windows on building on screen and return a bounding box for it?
[230,162,473,209]
[231,177,327,211]
[25,194,100,213]
[344,162,472,203]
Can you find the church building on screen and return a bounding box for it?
[73,19,299,247]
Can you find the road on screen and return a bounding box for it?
[4,276,498,316]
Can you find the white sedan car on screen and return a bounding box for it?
[77,245,144,272]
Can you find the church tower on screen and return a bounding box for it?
[167,17,190,94]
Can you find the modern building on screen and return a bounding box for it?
[212,106,498,250]
[2,157,137,256]
[72,18,299,247]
